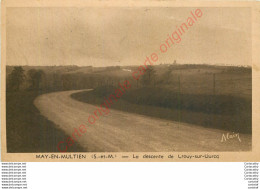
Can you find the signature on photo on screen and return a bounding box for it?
[221,132,241,143]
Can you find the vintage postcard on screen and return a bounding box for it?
[1,0,260,162]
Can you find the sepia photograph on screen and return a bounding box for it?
[2,1,260,162]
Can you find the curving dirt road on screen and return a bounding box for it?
[34,90,251,152]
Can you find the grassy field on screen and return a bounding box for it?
[72,82,251,134]
[6,91,85,152]
[70,64,252,135]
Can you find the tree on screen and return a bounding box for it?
[140,66,156,86]
[7,66,25,91]
[27,69,45,91]
[162,69,173,84]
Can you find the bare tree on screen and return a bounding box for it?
[162,69,172,84]
[140,66,156,86]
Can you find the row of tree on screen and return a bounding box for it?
[6,65,164,92]
[7,67,45,92]
[7,66,99,92]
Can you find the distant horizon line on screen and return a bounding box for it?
[6,62,252,68]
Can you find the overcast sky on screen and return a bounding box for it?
[6,7,251,67]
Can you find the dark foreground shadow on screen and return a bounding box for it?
[6,91,85,153]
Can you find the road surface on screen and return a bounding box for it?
[34,90,251,152]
